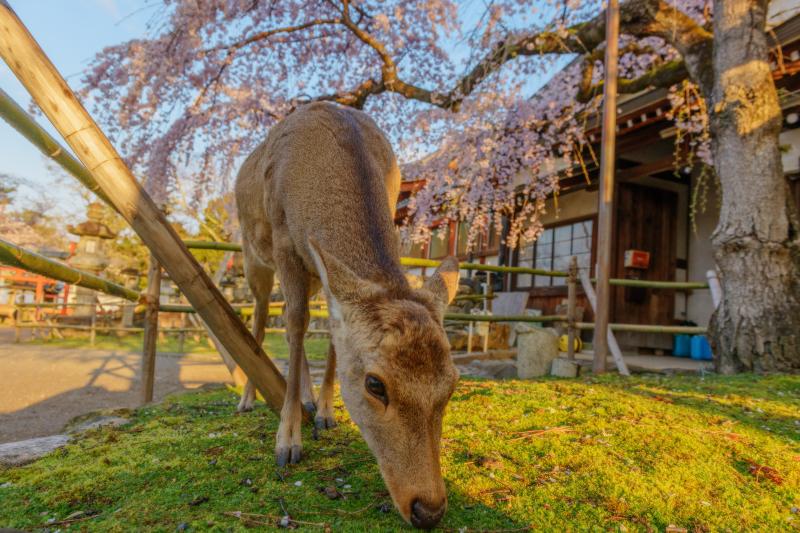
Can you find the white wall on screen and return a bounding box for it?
[686,184,720,326]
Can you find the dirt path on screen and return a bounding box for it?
[0,327,238,443]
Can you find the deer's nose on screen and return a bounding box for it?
[410,498,445,529]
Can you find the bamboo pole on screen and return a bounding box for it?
[445,313,567,323]
[0,3,289,417]
[593,0,621,374]
[141,255,161,405]
[183,240,243,252]
[0,237,139,301]
[577,323,707,335]
[0,87,116,210]
[567,256,578,360]
[183,242,709,289]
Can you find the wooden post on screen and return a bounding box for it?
[89,298,97,346]
[580,270,630,376]
[592,0,620,374]
[482,272,490,353]
[0,3,289,417]
[178,310,187,353]
[141,254,161,405]
[567,256,578,360]
[13,303,19,342]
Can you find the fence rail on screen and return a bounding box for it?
[0,237,139,301]
[183,240,710,290]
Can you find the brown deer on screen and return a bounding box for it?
[234,102,460,529]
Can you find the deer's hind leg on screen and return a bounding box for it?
[237,257,275,413]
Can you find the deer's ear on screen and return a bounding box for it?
[421,256,460,316]
[308,238,368,321]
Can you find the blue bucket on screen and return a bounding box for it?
[673,334,691,357]
[690,335,713,361]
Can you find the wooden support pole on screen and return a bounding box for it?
[13,304,20,343]
[178,311,187,353]
[0,2,289,418]
[89,297,97,346]
[141,255,161,405]
[580,270,630,376]
[482,272,490,353]
[706,269,722,309]
[567,256,578,360]
[593,0,620,374]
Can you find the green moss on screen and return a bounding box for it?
[25,332,330,360]
[1,374,798,531]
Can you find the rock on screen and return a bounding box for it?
[447,324,511,351]
[466,359,517,379]
[551,358,580,378]
[516,327,559,378]
[68,416,130,435]
[0,435,70,466]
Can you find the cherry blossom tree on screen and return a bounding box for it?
[82,0,799,372]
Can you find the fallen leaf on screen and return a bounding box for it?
[747,461,783,485]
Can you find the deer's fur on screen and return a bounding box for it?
[234,102,460,529]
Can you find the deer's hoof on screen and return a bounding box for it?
[276,445,302,467]
[302,401,317,417]
[314,414,336,431]
[237,400,254,413]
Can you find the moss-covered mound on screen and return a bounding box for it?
[1,374,798,531]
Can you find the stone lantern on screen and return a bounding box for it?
[67,202,116,318]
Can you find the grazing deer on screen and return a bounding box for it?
[234,102,460,529]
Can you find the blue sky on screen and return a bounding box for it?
[0,0,153,218]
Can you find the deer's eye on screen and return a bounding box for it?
[365,374,388,405]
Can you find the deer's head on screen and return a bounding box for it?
[310,243,460,529]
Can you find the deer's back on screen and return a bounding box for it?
[236,102,404,286]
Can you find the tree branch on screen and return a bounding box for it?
[305,0,712,112]
[201,18,342,56]
[577,58,689,102]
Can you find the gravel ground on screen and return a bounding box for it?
[0,327,239,443]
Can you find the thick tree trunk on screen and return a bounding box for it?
[707,0,800,373]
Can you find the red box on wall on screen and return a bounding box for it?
[624,249,651,269]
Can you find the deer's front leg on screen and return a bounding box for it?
[315,342,337,431]
[275,259,310,466]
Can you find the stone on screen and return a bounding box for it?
[460,359,517,379]
[551,358,581,378]
[0,435,70,467]
[68,415,130,435]
[516,327,559,378]
[447,323,511,351]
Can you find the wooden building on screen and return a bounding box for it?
[398,12,800,353]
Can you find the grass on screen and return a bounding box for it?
[1,374,799,531]
[24,332,330,360]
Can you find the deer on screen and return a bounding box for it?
[233,101,460,529]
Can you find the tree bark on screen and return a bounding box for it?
[707,0,800,373]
